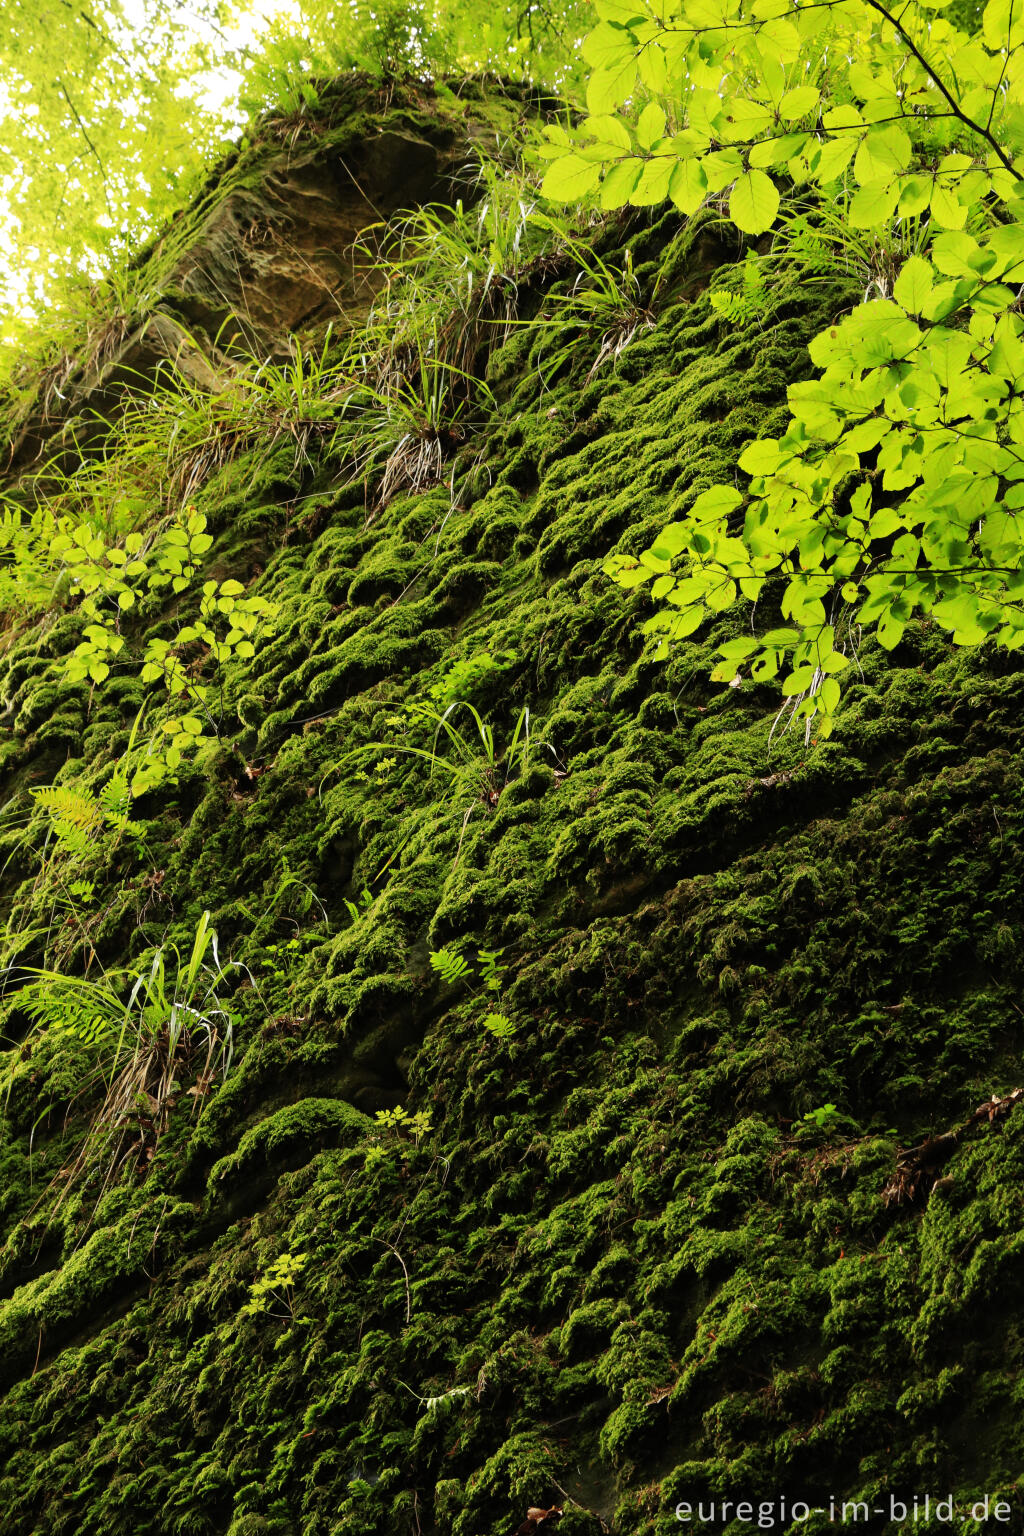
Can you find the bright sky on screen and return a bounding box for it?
[134,0,303,118]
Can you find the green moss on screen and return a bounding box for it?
[206,1097,371,1200]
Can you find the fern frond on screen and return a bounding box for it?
[429,946,470,987]
[4,981,115,1045]
[482,1012,517,1039]
[48,819,95,858]
[31,785,105,835]
[477,948,505,991]
[98,775,132,822]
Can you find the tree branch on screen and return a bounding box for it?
[861,0,1021,179]
[56,77,107,185]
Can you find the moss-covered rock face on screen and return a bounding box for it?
[1,76,1023,1536]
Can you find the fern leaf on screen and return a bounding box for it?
[429,946,470,986]
[49,819,95,858]
[31,785,105,835]
[98,775,132,822]
[477,948,506,991]
[483,1012,517,1039]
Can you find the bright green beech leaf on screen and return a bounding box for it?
[723,99,773,139]
[983,0,1024,50]
[718,636,760,660]
[636,101,667,149]
[630,158,674,205]
[869,507,902,538]
[582,20,636,70]
[822,104,864,130]
[600,159,644,207]
[782,664,816,696]
[818,676,841,713]
[877,612,906,649]
[810,136,856,182]
[848,180,900,228]
[669,158,708,215]
[690,485,743,522]
[655,524,689,557]
[637,40,668,92]
[779,84,820,121]
[608,562,653,589]
[586,59,638,114]
[592,0,645,19]
[583,114,633,151]
[893,255,934,315]
[930,231,982,276]
[854,125,910,186]
[729,169,780,234]
[703,149,746,193]
[930,183,968,230]
[542,155,602,202]
[749,133,809,168]
[989,317,1024,382]
[739,438,784,475]
[899,176,933,216]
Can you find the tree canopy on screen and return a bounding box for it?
[0,0,234,328]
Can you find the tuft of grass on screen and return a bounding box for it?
[342,332,492,510]
[0,911,242,1203]
[354,154,546,376]
[528,215,656,382]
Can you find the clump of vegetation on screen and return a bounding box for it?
[430,942,517,1037]
[0,911,240,1198]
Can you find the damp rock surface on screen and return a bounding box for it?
[0,74,1022,1536]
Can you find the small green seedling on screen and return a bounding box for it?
[800,1103,842,1131]
[429,944,516,1039]
[374,1105,432,1144]
[242,1251,308,1323]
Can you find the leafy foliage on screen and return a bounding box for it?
[343,886,374,924]
[0,428,280,777]
[429,946,473,987]
[539,0,1024,734]
[429,945,516,1036]
[481,1010,518,1038]
[427,647,516,707]
[31,778,140,861]
[372,1104,433,1142]
[241,1251,309,1321]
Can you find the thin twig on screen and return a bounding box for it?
[56,79,108,192]
[376,1237,411,1323]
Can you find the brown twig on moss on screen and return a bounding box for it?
[882,1088,1024,1207]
